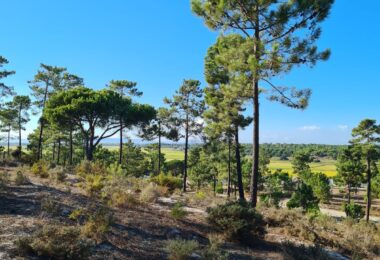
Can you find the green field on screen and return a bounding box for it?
[269,158,337,177]
[105,146,338,176]
[161,148,184,161]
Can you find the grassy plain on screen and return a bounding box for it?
[269,158,337,177]
[105,146,338,176]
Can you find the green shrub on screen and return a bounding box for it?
[31,160,49,178]
[287,183,319,212]
[41,197,61,215]
[343,203,364,220]
[0,171,10,189]
[170,203,188,220]
[84,174,105,196]
[202,234,229,259]
[165,239,199,260]
[75,160,107,177]
[15,225,93,259]
[109,190,138,208]
[194,190,206,201]
[81,207,113,242]
[49,166,67,182]
[69,208,85,222]
[151,173,182,192]
[206,201,264,241]
[14,171,30,185]
[139,183,168,203]
[216,182,223,194]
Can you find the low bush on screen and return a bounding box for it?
[139,183,167,203]
[206,201,264,241]
[31,160,49,178]
[343,221,380,257]
[75,160,108,177]
[150,173,182,192]
[84,174,105,196]
[109,190,138,208]
[170,203,188,220]
[342,202,364,220]
[165,239,199,260]
[49,166,67,182]
[40,197,61,216]
[194,190,206,201]
[0,171,10,189]
[202,234,229,259]
[287,183,319,212]
[69,208,86,222]
[14,171,30,185]
[81,207,113,242]
[15,224,93,259]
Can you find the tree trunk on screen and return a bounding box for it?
[227,137,232,197]
[18,107,22,160]
[52,141,56,161]
[57,138,61,164]
[7,127,10,158]
[183,115,189,192]
[213,175,217,196]
[69,127,73,165]
[118,117,123,164]
[158,125,162,174]
[250,8,261,207]
[235,125,245,201]
[366,156,372,222]
[37,82,49,160]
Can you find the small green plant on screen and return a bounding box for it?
[14,171,30,185]
[31,160,49,178]
[109,190,138,208]
[49,166,67,182]
[342,202,364,220]
[206,201,264,241]
[287,183,319,212]
[15,224,93,259]
[0,171,10,189]
[84,174,105,196]
[150,173,182,192]
[194,190,206,201]
[170,203,188,220]
[69,208,85,222]
[41,197,61,215]
[139,183,166,203]
[81,207,113,242]
[216,182,224,194]
[165,239,199,260]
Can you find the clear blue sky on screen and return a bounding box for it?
[1,1,379,145]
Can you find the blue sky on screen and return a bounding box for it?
[1,1,379,145]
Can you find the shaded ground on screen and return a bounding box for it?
[0,168,352,259]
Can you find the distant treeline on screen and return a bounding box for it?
[243,143,347,160]
[139,143,347,160]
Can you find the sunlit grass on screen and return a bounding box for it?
[269,158,337,177]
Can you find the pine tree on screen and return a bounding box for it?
[29,64,83,160]
[0,55,15,97]
[164,80,205,191]
[107,80,142,164]
[192,0,334,207]
[140,107,179,174]
[351,119,380,222]
[10,96,31,159]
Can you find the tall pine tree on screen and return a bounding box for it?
[192,0,333,206]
